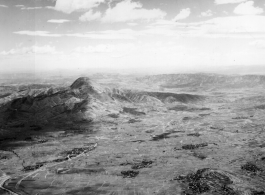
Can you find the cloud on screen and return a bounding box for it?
[173,8,191,21]
[201,10,213,17]
[13,31,62,37]
[53,0,105,14]
[180,15,265,37]
[67,33,134,40]
[72,43,178,56]
[0,5,8,8]
[234,1,263,15]
[250,40,265,48]
[79,10,101,21]
[21,7,42,10]
[141,27,178,37]
[14,15,265,41]
[47,19,71,23]
[68,28,178,40]
[127,22,138,26]
[13,29,136,40]
[215,0,247,4]
[15,5,43,10]
[150,19,176,26]
[101,0,166,23]
[69,42,185,67]
[74,45,114,53]
[0,45,59,55]
[67,29,136,39]
[148,15,265,39]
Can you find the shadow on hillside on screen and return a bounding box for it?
[64,183,146,195]
[0,119,96,151]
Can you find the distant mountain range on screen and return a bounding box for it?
[137,73,265,89]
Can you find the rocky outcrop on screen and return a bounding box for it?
[0,77,102,127]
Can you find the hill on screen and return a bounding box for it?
[0,77,204,128]
[1,74,265,194]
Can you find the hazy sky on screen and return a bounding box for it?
[0,0,265,73]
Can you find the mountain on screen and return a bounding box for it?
[1,74,265,194]
[4,73,265,128]
[0,77,204,128]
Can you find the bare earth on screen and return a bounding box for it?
[0,75,265,195]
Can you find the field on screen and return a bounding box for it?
[1,74,265,195]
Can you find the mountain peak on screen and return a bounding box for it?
[70,77,92,89]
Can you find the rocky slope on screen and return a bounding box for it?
[0,78,92,127]
[0,77,204,128]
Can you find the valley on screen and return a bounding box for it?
[0,74,265,195]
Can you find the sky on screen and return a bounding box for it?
[0,0,265,74]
